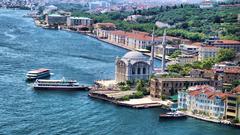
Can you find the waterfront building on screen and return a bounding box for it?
[45,14,67,26]
[198,46,219,61]
[94,23,116,30]
[115,51,152,83]
[211,40,240,52]
[226,86,240,120]
[67,17,93,27]
[94,23,116,39]
[178,85,228,119]
[150,77,213,97]
[107,30,162,50]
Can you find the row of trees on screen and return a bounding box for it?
[167,48,236,76]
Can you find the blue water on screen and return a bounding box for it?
[0,9,239,135]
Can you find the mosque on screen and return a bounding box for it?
[115,30,167,83]
[115,51,152,82]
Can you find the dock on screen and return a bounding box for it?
[89,89,172,109]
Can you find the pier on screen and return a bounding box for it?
[89,89,172,109]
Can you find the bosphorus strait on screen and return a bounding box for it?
[0,9,239,135]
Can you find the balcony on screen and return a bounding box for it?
[227,106,236,110]
[226,112,236,117]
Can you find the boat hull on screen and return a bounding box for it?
[26,74,50,82]
[33,86,89,91]
[159,115,187,120]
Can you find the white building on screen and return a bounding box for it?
[198,46,219,61]
[179,44,200,55]
[155,45,177,56]
[88,1,110,10]
[178,85,228,119]
[115,51,152,83]
[67,17,93,27]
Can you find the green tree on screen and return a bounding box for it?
[170,50,181,58]
[167,64,183,73]
[201,58,215,70]
[216,48,236,62]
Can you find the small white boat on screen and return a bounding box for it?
[26,68,50,81]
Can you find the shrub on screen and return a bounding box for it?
[120,95,130,101]
[120,85,131,91]
[232,118,239,123]
[130,91,144,99]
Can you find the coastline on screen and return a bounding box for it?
[183,112,240,129]
[31,17,240,128]
[34,21,169,62]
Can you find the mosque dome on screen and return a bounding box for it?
[122,51,147,61]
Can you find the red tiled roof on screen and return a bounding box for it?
[109,30,162,41]
[208,92,229,100]
[188,85,227,100]
[95,23,116,28]
[189,90,202,96]
[224,67,240,74]
[213,40,240,45]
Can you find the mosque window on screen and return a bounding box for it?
[137,68,141,74]
[143,68,146,74]
[132,68,135,74]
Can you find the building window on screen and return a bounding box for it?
[143,68,146,74]
[137,68,141,74]
[132,68,135,75]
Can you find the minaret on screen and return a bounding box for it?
[150,28,155,73]
[161,29,167,72]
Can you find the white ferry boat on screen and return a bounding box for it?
[33,78,89,91]
[26,68,50,81]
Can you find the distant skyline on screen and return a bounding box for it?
[45,0,228,4]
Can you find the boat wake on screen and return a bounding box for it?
[4,30,17,40]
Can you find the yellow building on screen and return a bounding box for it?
[226,86,240,120]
